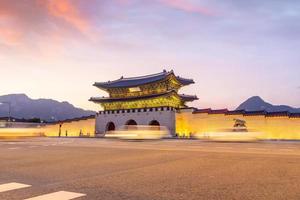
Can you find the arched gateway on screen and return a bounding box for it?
[106,122,115,131]
[125,119,137,126]
[149,120,160,126]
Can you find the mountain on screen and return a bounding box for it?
[236,96,300,113]
[0,94,95,121]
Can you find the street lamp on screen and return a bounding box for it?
[0,101,11,122]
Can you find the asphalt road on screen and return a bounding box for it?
[1,138,300,200]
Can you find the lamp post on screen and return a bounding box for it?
[0,101,11,122]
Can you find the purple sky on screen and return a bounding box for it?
[0,0,299,110]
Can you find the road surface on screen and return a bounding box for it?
[0,138,300,200]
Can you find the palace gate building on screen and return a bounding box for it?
[89,70,198,136]
[89,70,300,139]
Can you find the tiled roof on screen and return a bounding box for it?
[226,110,245,115]
[48,115,96,124]
[243,110,267,116]
[209,109,229,114]
[0,117,41,123]
[193,108,229,114]
[93,70,194,89]
[190,108,300,118]
[290,113,300,118]
[193,108,212,113]
[90,90,198,103]
[266,111,290,117]
[179,94,199,102]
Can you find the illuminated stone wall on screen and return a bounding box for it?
[176,109,300,140]
[95,107,176,135]
[42,118,96,137]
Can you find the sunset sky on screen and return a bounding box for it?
[0,0,300,111]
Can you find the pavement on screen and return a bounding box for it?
[0,138,300,200]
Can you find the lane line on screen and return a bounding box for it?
[0,182,31,193]
[8,147,21,150]
[247,148,266,151]
[24,191,86,200]
[188,146,204,148]
[279,149,293,152]
[215,147,233,149]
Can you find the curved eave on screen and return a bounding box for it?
[93,71,172,89]
[89,90,178,103]
[176,77,195,86]
[93,82,109,91]
[179,94,198,102]
[90,91,197,104]
[93,70,194,89]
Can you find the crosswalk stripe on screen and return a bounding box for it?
[24,191,86,200]
[0,182,31,193]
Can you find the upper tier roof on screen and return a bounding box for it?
[93,70,194,89]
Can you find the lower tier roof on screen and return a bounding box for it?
[89,90,198,103]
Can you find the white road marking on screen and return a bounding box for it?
[188,146,204,148]
[59,142,72,144]
[215,147,233,149]
[8,142,16,145]
[0,182,31,193]
[24,191,86,200]
[29,146,38,148]
[279,149,293,152]
[8,147,20,150]
[286,147,297,149]
[247,148,266,151]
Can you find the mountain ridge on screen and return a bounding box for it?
[236,96,300,113]
[0,94,95,121]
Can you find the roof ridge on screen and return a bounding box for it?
[179,94,198,97]
[94,70,172,85]
[121,70,171,81]
[93,70,195,88]
[96,70,174,84]
[176,76,194,81]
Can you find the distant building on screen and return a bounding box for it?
[90,70,198,135]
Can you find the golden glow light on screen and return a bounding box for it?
[129,87,141,92]
[176,111,300,140]
[100,93,183,110]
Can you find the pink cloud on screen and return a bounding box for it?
[0,27,22,46]
[0,0,91,47]
[44,0,89,33]
[158,0,215,16]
